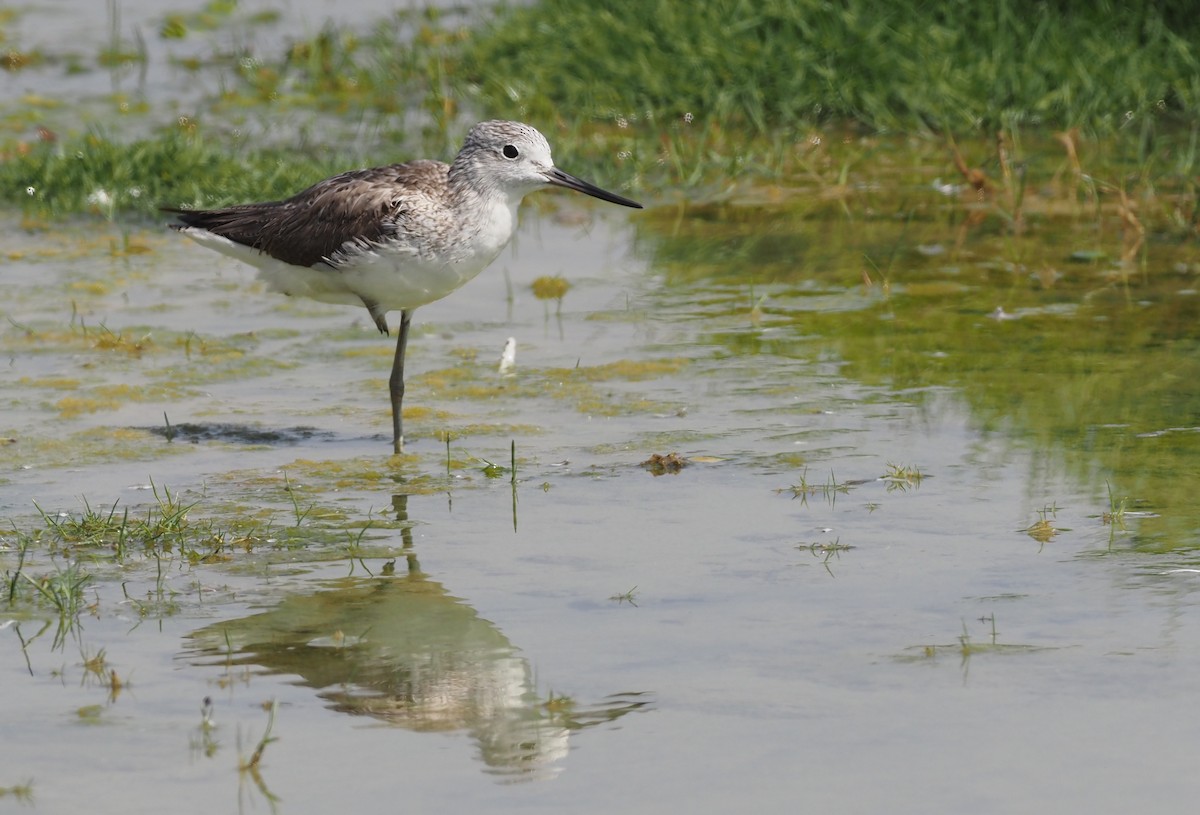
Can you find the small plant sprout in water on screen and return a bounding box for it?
[1102,480,1128,528]
[1023,503,1066,545]
[343,522,376,576]
[1094,482,1156,543]
[799,538,854,575]
[781,468,853,505]
[800,538,854,556]
[903,614,1054,675]
[958,620,980,662]
[282,472,315,526]
[748,290,767,327]
[881,462,924,491]
[470,441,518,481]
[609,586,639,606]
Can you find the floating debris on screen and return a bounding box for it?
[498,336,516,374]
[641,452,687,475]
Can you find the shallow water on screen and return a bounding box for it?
[5,200,1200,812]
[4,3,1200,814]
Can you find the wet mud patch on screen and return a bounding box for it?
[142,422,337,446]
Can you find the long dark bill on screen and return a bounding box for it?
[545,168,643,209]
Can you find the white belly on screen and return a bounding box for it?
[179,203,513,312]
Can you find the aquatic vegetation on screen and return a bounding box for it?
[530,276,570,301]
[608,585,638,605]
[881,462,924,492]
[2,478,362,575]
[640,452,687,475]
[1023,505,1065,545]
[901,617,1059,668]
[7,552,92,648]
[784,468,852,501]
[1102,481,1129,528]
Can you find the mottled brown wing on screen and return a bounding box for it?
[164,160,450,268]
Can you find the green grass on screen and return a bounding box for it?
[2,0,1198,214]
[28,481,211,559]
[461,0,1200,134]
[3,129,346,216]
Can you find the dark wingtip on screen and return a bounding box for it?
[161,207,185,230]
[161,206,208,229]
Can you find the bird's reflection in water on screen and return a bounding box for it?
[184,545,651,780]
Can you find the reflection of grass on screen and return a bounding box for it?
[238,700,281,810]
[636,144,1200,550]
[11,554,92,648]
[80,644,125,701]
[238,699,279,773]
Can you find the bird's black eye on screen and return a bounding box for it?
[502,144,519,159]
